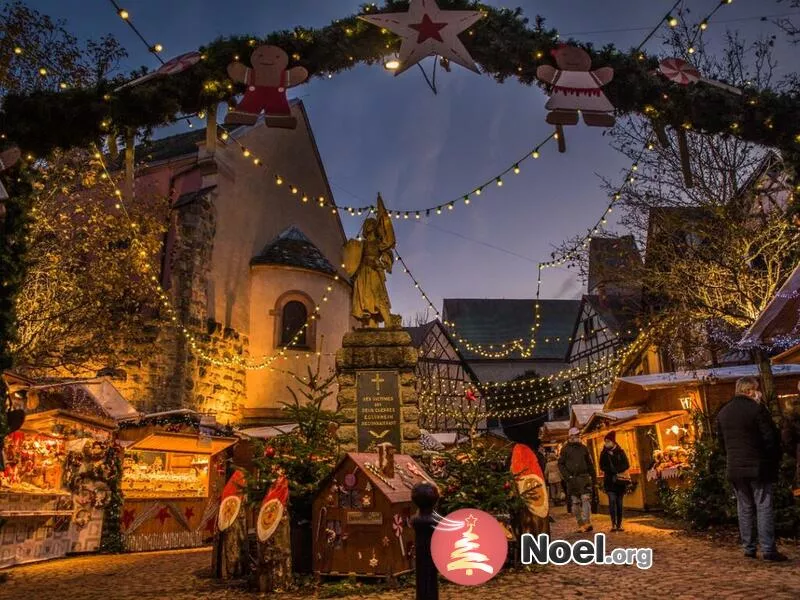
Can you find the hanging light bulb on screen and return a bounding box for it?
[667,15,678,27]
[384,58,401,71]
[118,8,129,19]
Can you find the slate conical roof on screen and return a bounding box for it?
[250,226,336,275]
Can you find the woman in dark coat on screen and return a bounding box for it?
[599,431,629,532]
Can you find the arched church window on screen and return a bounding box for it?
[281,300,308,347]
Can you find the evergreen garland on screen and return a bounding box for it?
[0,0,797,182]
[98,444,125,553]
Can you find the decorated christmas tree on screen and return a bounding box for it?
[447,514,494,577]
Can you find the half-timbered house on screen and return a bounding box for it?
[405,320,484,433]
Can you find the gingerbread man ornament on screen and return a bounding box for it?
[536,45,615,128]
[225,45,308,128]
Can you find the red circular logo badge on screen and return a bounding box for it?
[431,509,507,586]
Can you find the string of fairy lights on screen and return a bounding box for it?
[218,126,557,220]
[3,0,762,391]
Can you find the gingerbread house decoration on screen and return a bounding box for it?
[312,443,433,577]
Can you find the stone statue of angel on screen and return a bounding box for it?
[343,195,397,328]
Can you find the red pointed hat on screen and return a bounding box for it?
[265,474,289,507]
[510,443,543,479]
[222,470,246,500]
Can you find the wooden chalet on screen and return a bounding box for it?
[312,445,433,578]
[538,420,569,450]
[406,319,483,433]
[582,363,800,511]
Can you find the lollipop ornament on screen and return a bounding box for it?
[658,58,742,95]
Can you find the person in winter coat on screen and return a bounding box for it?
[781,385,800,498]
[544,452,563,504]
[558,428,595,532]
[599,431,629,532]
[716,376,787,562]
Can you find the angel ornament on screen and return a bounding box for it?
[344,195,399,328]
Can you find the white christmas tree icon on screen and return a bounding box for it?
[446,514,494,576]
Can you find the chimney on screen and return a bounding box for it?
[377,442,395,479]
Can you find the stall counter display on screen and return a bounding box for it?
[119,432,237,553]
[122,450,209,498]
[646,415,693,482]
[0,412,116,568]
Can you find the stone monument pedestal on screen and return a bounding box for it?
[335,328,420,456]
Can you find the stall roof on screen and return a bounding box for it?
[539,420,570,442]
[741,263,800,347]
[431,432,458,446]
[582,410,686,438]
[569,404,604,429]
[605,364,800,410]
[23,408,117,432]
[127,432,237,455]
[238,423,299,439]
[2,372,139,422]
[80,379,139,421]
[581,409,640,434]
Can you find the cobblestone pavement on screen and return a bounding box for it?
[2,508,799,599]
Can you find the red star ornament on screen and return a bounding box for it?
[359,0,482,75]
[156,506,172,526]
[409,14,446,43]
[122,509,136,530]
[184,507,195,522]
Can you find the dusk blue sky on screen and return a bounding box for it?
[29,1,798,320]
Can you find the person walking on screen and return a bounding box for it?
[599,431,629,532]
[544,452,563,505]
[558,427,595,532]
[716,376,787,561]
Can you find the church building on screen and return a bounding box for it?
[112,101,354,424]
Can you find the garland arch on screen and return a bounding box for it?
[0,0,798,179]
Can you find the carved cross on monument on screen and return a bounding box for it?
[371,373,385,393]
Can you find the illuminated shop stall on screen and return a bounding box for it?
[0,373,136,568]
[583,364,800,511]
[116,410,237,552]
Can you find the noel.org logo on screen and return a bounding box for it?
[431,509,508,586]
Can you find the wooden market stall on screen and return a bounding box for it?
[538,420,569,453]
[586,363,800,511]
[312,444,433,578]
[0,373,135,568]
[116,410,237,552]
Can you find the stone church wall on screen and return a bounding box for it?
[110,186,247,422]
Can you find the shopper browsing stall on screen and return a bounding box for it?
[599,431,630,532]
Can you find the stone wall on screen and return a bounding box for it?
[109,187,247,421]
[335,329,421,456]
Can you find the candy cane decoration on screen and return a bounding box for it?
[392,513,405,556]
[114,51,202,91]
[658,58,742,95]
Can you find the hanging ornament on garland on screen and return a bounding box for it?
[225,45,308,128]
[114,51,202,92]
[658,58,742,95]
[359,0,483,75]
[535,44,615,152]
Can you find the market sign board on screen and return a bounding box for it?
[346,511,383,525]
[356,370,401,452]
